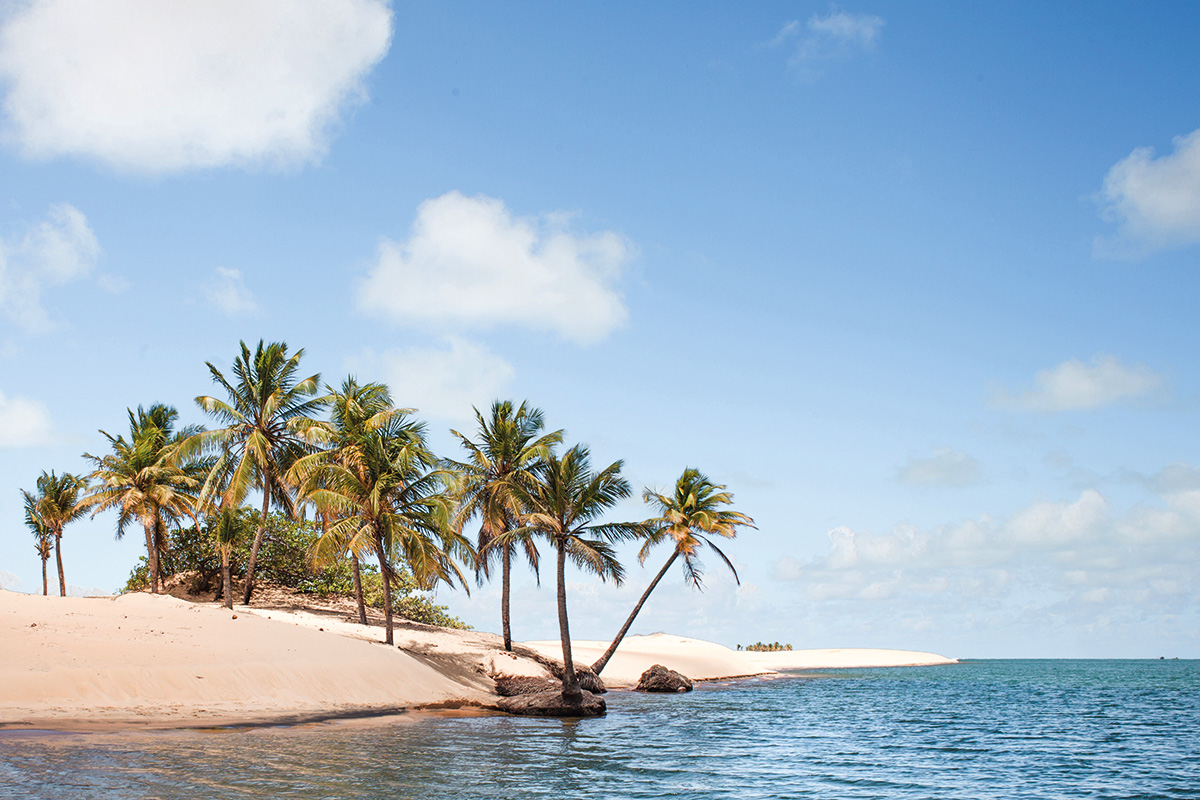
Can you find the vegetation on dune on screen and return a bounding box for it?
[16,339,756,694]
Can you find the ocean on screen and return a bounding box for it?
[2,660,1197,799]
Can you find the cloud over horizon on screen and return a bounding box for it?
[357,191,632,345]
[0,203,101,332]
[1099,127,1200,254]
[991,355,1165,413]
[0,0,393,173]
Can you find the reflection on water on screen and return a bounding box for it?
[3,661,1198,799]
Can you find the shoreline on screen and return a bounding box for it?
[1,590,956,732]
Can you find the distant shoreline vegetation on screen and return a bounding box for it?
[740,642,793,652]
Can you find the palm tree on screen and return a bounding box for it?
[191,340,327,605]
[22,489,53,595]
[590,468,755,675]
[507,445,642,698]
[84,404,204,593]
[447,400,562,651]
[22,471,89,596]
[294,377,408,626]
[302,410,472,645]
[213,506,240,610]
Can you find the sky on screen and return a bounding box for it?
[1,1,1198,659]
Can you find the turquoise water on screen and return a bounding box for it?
[2,660,1197,799]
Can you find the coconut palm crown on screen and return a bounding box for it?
[21,470,89,597]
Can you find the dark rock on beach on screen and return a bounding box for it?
[635,664,693,693]
[497,689,607,717]
[493,676,561,697]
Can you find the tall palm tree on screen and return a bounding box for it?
[84,404,204,593]
[191,340,327,605]
[22,489,53,595]
[302,410,472,645]
[591,468,755,675]
[22,471,89,596]
[447,400,562,651]
[294,377,408,626]
[508,445,642,698]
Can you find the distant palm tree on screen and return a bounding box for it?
[213,506,240,610]
[191,340,327,605]
[22,471,89,596]
[447,400,562,651]
[22,489,53,595]
[84,404,204,593]
[508,445,642,698]
[302,409,472,645]
[591,468,755,675]
[294,377,408,626]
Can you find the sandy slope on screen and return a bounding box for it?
[1,590,955,729]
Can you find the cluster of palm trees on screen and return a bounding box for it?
[20,339,754,699]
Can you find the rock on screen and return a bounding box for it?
[494,676,561,697]
[545,662,607,694]
[497,689,606,717]
[635,664,693,693]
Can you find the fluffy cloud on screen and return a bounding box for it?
[992,355,1164,412]
[348,337,516,421]
[0,0,392,172]
[0,571,21,591]
[0,389,56,447]
[770,9,884,70]
[203,267,258,316]
[358,192,632,345]
[1099,127,1200,253]
[898,448,981,488]
[0,203,100,332]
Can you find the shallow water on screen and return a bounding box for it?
[2,660,1197,799]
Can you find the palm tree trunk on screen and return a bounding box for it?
[376,538,394,646]
[501,544,513,651]
[41,554,48,596]
[351,553,367,625]
[54,530,66,597]
[592,550,679,675]
[221,547,233,610]
[241,490,272,605]
[143,519,162,594]
[556,538,580,698]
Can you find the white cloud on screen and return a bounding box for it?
[898,447,981,488]
[992,355,1164,412]
[348,337,516,422]
[0,0,392,173]
[0,389,56,447]
[770,9,884,70]
[203,267,258,316]
[1099,127,1200,253]
[0,203,100,332]
[357,191,632,345]
[0,571,22,591]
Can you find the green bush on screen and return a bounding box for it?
[123,510,469,629]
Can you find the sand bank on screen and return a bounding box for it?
[1,590,955,730]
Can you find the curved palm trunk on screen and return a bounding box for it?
[54,529,66,597]
[242,489,273,605]
[351,553,367,625]
[556,538,580,698]
[501,545,513,651]
[592,550,679,675]
[376,537,395,646]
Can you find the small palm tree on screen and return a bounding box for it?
[591,467,755,675]
[191,340,328,605]
[213,506,240,610]
[447,400,562,651]
[84,404,204,593]
[508,445,642,698]
[22,489,53,595]
[22,471,89,596]
[302,410,472,645]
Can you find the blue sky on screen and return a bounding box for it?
[2,1,1198,658]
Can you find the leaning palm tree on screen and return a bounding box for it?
[506,444,642,698]
[84,404,204,593]
[447,400,562,651]
[302,411,473,645]
[293,377,408,626]
[22,471,89,596]
[191,340,327,605]
[22,489,54,595]
[591,468,755,675]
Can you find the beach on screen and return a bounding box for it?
[0,589,955,730]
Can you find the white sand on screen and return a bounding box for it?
[1,590,955,729]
